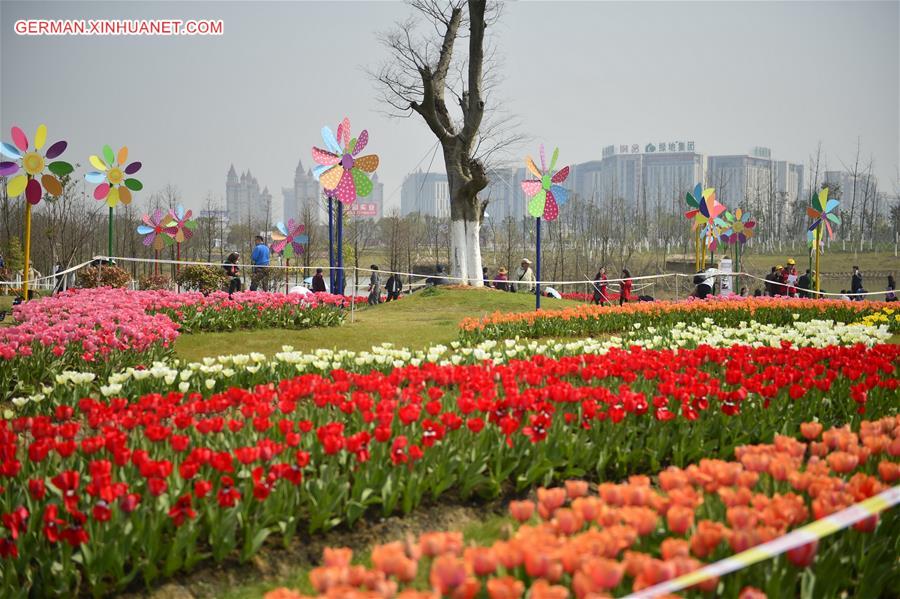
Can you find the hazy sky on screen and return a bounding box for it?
[2,1,897,214]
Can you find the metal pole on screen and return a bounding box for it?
[23,202,32,299]
[815,225,821,295]
[328,196,335,292]
[336,202,343,296]
[535,217,541,310]
[108,206,114,260]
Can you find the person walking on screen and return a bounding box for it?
[385,272,402,301]
[516,258,535,293]
[851,266,863,300]
[591,267,609,305]
[494,267,509,292]
[885,275,896,302]
[367,265,382,305]
[250,235,270,291]
[619,268,633,305]
[784,258,798,297]
[692,267,715,299]
[52,261,64,294]
[223,252,242,295]
[797,269,812,299]
[311,268,327,293]
[764,266,777,296]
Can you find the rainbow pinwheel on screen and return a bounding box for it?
[271,219,308,259]
[685,184,725,232]
[85,145,143,207]
[137,209,175,251]
[520,145,569,222]
[166,204,198,243]
[1,124,71,204]
[807,188,840,241]
[720,208,756,245]
[311,117,379,204]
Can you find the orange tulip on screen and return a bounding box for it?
[465,547,498,577]
[554,508,584,536]
[878,459,900,483]
[565,480,589,499]
[666,505,694,535]
[537,487,568,519]
[372,542,418,582]
[660,538,690,560]
[509,500,535,523]
[528,579,569,599]
[524,547,553,578]
[826,451,859,474]
[323,546,353,568]
[738,586,768,599]
[726,505,758,530]
[492,540,524,570]
[571,497,601,522]
[486,577,524,599]
[689,520,724,559]
[800,421,823,440]
[430,555,468,595]
[582,557,624,590]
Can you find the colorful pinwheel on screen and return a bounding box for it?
[311,117,380,204]
[137,209,174,251]
[684,184,725,232]
[85,145,143,207]
[720,208,756,245]
[166,204,198,243]
[520,145,569,222]
[271,219,308,259]
[807,188,840,240]
[1,124,71,204]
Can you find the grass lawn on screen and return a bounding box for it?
[174,288,582,362]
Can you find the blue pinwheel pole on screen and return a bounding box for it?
[336,202,344,296]
[535,217,541,310]
[328,195,335,292]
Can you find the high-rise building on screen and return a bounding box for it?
[285,159,322,224]
[707,148,804,209]
[226,165,272,227]
[571,142,705,207]
[400,171,450,217]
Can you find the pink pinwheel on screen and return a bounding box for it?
[311,117,380,204]
[166,204,198,243]
[137,209,175,251]
[520,145,569,222]
[271,219,308,259]
[1,124,71,204]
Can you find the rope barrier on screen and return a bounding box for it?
[624,485,900,598]
[1,255,892,300]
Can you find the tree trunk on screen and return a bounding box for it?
[445,145,487,286]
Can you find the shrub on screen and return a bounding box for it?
[76,265,131,288]
[138,273,172,290]
[175,264,227,294]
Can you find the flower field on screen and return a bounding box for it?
[0,288,349,400]
[268,416,900,599]
[0,293,898,597]
[459,298,900,343]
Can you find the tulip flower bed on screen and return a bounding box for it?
[10,318,891,415]
[267,416,900,599]
[459,297,898,343]
[0,343,898,595]
[0,288,349,401]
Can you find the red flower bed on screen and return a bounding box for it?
[0,344,897,594]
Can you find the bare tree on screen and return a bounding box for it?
[373,0,515,285]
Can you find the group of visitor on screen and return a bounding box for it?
[481,258,537,293]
[590,267,634,305]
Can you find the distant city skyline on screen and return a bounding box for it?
[3,1,897,214]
